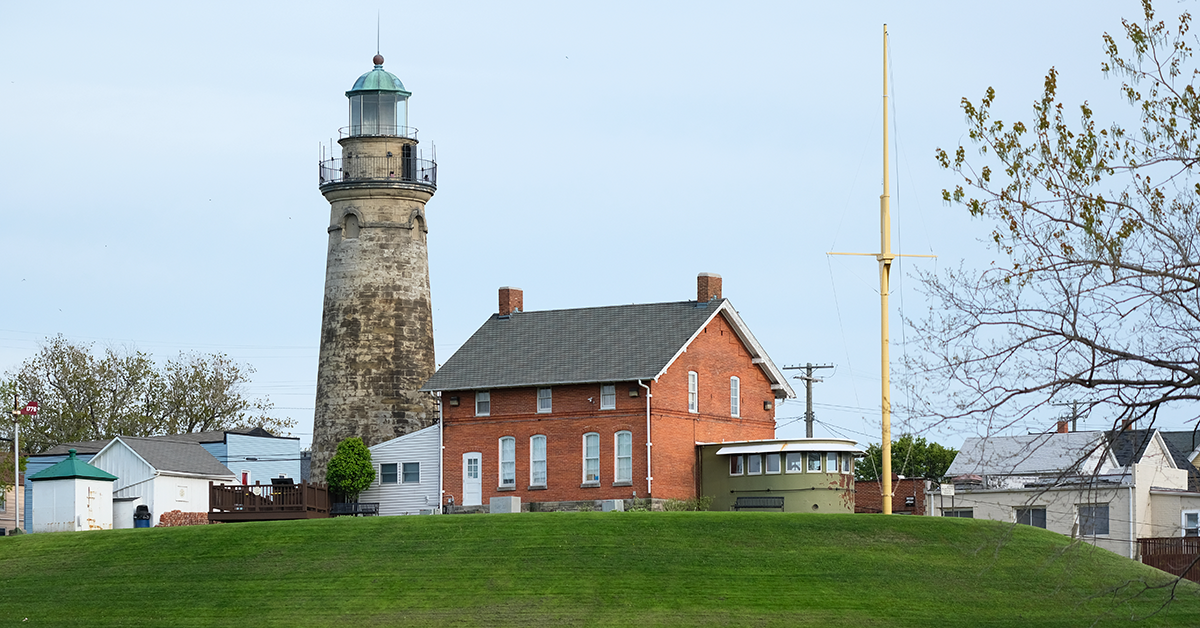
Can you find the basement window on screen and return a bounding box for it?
[943,509,973,518]
[1016,507,1046,529]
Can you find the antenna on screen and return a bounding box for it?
[377,11,381,55]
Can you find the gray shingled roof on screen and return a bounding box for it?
[38,428,290,456]
[1106,429,1157,467]
[947,432,1109,477]
[112,436,235,478]
[423,299,730,391]
[1151,431,1200,492]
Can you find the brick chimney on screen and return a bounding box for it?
[1056,420,1070,434]
[697,273,722,302]
[498,286,523,316]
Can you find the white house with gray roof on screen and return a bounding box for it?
[88,436,236,526]
[928,429,1200,559]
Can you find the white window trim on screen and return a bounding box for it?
[600,384,617,410]
[806,452,822,473]
[826,452,837,471]
[499,436,516,488]
[784,452,804,474]
[530,435,547,487]
[730,376,740,417]
[688,371,699,413]
[583,432,600,484]
[537,387,552,414]
[476,391,491,416]
[380,462,399,484]
[402,462,420,484]
[729,454,744,476]
[615,431,633,484]
[765,453,782,475]
[1183,510,1200,537]
[747,453,762,475]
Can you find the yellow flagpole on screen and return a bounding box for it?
[879,24,893,515]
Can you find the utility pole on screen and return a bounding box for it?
[783,363,834,438]
[1050,401,1087,432]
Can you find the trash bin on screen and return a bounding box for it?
[134,505,152,528]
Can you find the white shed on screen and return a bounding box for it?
[89,436,236,526]
[28,449,118,532]
[360,424,441,515]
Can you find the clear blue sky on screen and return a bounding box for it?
[0,1,1170,449]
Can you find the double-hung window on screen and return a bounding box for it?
[730,376,740,417]
[615,431,632,484]
[537,388,552,413]
[530,435,547,487]
[476,391,491,416]
[583,433,600,484]
[1079,504,1110,536]
[380,463,398,484]
[600,385,617,410]
[402,462,420,483]
[688,371,699,413]
[1184,511,1200,537]
[499,436,516,488]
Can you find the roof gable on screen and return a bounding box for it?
[422,299,795,397]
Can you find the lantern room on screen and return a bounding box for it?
[346,54,412,137]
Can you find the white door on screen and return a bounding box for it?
[463,452,482,506]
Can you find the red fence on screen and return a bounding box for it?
[1139,537,1200,583]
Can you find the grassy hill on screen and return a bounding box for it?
[3,512,1199,626]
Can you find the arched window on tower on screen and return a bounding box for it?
[343,214,360,239]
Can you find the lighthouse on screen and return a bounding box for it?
[311,54,439,480]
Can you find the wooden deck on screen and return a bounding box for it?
[1139,537,1200,583]
[208,481,331,522]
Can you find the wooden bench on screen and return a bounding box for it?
[734,496,785,511]
[331,502,380,517]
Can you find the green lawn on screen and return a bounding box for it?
[2,512,1198,626]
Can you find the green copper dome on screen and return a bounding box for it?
[347,54,412,98]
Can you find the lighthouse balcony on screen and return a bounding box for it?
[339,125,419,140]
[319,156,437,189]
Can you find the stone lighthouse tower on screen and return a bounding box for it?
[311,54,439,480]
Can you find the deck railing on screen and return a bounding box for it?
[1139,537,1200,582]
[318,156,437,188]
[209,481,331,517]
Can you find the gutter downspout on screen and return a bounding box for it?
[1129,467,1136,560]
[639,380,653,497]
[437,393,444,514]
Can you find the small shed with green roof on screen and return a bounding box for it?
[29,448,118,532]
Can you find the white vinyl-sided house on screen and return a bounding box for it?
[359,424,440,516]
[89,436,236,527]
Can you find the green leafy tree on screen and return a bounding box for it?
[7,335,294,454]
[0,378,27,493]
[325,437,375,502]
[855,434,957,482]
[911,1,1200,433]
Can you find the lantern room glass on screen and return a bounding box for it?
[349,92,407,136]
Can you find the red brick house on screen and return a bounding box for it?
[423,274,796,509]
